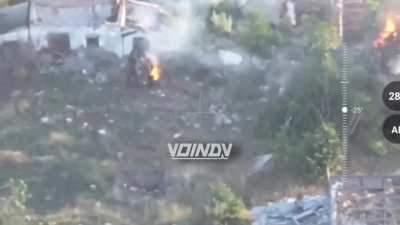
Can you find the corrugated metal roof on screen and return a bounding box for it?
[0,2,29,35]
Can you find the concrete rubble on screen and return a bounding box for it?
[252,195,330,225]
[331,176,400,225]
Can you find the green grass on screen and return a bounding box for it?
[0,0,8,8]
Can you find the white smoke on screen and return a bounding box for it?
[388,55,400,75]
[286,0,297,26]
[145,0,213,53]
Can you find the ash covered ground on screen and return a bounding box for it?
[0,40,281,223]
[0,39,330,225]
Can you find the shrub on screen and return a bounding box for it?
[0,0,8,8]
[0,179,130,225]
[237,10,281,58]
[210,10,234,34]
[210,183,252,224]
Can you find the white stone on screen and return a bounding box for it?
[40,117,50,124]
[218,50,243,66]
[98,129,107,135]
[66,117,73,123]
[173,132,183,139]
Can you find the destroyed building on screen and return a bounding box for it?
[331,176,400,225]
[0,0,165,56]
[252,195,331,225]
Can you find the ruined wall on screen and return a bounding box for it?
[0,0,140,57]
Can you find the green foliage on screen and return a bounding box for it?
[0,179,32,225]
[306,17,340,77]
[208,0,240,35]
[367,0,380,13]
[11,179,28,208]
[214,0,236,13]
[210,10,234,33]
[257,63,340,180]
[0,180,130,225]
[270,123,342,181]
[309,21,340,52]
[348,56,400,157]
[369,141,388,156]
[65,158,118,191]
[211,183,250,224]
[237,10,281,58]
[303,123,342,179]
[0,0,8,8]
[255,16,341,181]
[213,0,241,19]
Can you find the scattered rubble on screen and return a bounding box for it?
[48,131,76,146]
[331,176,400,225]
[0,150,31,165]
[252,195,330,225]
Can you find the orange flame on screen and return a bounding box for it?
[375,15,398,48]
[150,57,161,81]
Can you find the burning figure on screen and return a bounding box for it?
[148,53,161,87]
[126,37,161,88]
[375,14,400,75]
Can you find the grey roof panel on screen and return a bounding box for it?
[0,2,29,35]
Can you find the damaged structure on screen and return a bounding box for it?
[0,0,166,56]
[331,176,400,225]
[251,195,330,225]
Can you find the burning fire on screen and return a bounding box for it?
[375,14,398,48]
[151,57,161,81]
[148,54,161,81]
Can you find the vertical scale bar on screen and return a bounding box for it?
[341,43,350,185]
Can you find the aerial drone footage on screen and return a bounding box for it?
[0,0,398,225]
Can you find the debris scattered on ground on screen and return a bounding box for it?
[331,176,400,225]
[252,195,330,225]
[0,150,31,165]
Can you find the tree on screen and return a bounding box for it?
[367,0,380,14]
[210,9,234,34]
[237,9,282,58]
[210,183,252,225]
[0,0,8,7]
[0,179,131,225]
[302,123,342,180]
[255,16,341,181]
[348,56,400,157]
[267,122,342,181]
